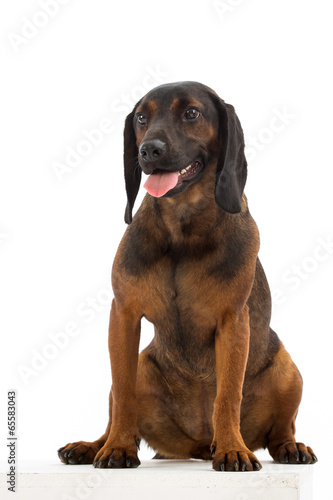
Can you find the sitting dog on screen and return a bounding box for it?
[58,81,317,471]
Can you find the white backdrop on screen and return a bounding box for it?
[1,0,332,497]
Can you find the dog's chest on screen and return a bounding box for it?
[142,254,218,350]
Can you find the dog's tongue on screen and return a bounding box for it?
[143,170,179,197]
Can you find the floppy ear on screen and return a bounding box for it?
[124,103,141,224]
[213,98,247,214]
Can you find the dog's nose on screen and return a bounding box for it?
[139,139,166,162]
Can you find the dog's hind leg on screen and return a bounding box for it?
[265,345,317,464]
[240,342,317,464]
[57,389,112,465]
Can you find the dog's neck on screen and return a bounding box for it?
[154,177,219,251]
[141,163,248,254]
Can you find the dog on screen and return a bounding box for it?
[58,81,317,471]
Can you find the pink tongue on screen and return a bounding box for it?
[143,171,179,197]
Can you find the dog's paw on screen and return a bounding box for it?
[273,442,318,464]
[58,441,101,465]
[211,445,262,472]
[93,437,141,469]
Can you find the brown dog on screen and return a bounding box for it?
[58,82,317,471]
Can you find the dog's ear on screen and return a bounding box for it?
[213,98,247,214]
[124,102,141,224]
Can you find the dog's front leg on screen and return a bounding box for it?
[93,298,141,469]
[211,305,261,472]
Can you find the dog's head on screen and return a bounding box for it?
[123,81,247,224]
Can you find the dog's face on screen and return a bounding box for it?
[124,81,247,224]
[134,83,220,199]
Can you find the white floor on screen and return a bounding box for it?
[0,458,314,500]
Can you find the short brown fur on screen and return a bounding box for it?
[58,82,317,471]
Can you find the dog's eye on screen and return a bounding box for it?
[185,108,200,120]
[137,113,147,125]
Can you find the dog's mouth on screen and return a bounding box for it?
[143,160,203,198]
